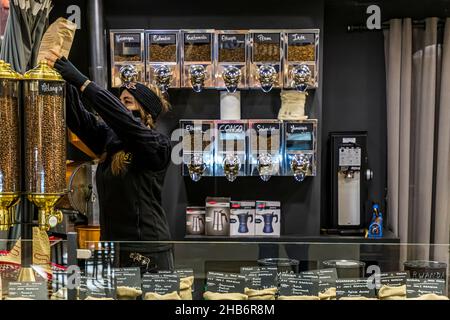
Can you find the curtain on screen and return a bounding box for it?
[384,18,450,265]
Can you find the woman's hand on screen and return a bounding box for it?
[46,50,89,89]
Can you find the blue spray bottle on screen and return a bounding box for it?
[368,204,383,238]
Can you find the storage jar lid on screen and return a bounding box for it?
[23,60,64,81]
[323,259,365,268]
[0,60,22,79]
[404,260,447,269]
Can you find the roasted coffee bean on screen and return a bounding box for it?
[184,44,211,62]
[183,133,211,152]
[219,48,245,62]
[288,44,315,61]
[149,44,177,62]
[25,91,66,194]
[251,132,280,154]
[0,91,20,193]
[254,43,280,62]
[114,55,141,62]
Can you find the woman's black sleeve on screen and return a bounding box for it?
[81,82,171,171]
[66,84,110,155]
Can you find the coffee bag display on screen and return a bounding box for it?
[205,197,230,236]
[255,201,281,237]
[230,201,255,237]
[186,207,206,236]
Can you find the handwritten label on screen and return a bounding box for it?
[150,33,176,44]
[288,33,315,45]
[115,33,140,43]
[254,33,280,44]
[380,272,409,287]
[206,272,246,294]
[38,81,64,96]
[114,267,141,289]
[184,33,211,44]
[286,123,313,134]
[336,279,376,298]
[406,279,446,298]
[220,34,246,49]
[8,282,48,300]
[279,273,319,296]
[142,273,179,295]
[241,267,278,290]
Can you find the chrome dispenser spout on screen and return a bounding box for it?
[291,154,311,182]
[292,64,312,92]
[223,154,241,182]
[257,153,274,182]
[189,65,206,93]
[119,64,138,85]
[187,155,206,182]
[223,66,241,93]
[154,65,173,92]
[258,64,277,93]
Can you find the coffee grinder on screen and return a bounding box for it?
[328,132,373,232]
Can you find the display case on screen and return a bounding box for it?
[110,30,145,88]
[146,30,180,91]
[2,238,449,301]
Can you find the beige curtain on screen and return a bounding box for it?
[385,17,450,264]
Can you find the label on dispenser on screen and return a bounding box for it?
[150,33,177,44]
[254,33,280,44]
[115,33,140,43]
[184,33,211,44]
[219,34,246,48]
[38,81,64,96]
[286,122,313,134]
[288,33,315,45]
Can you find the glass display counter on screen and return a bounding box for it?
[0,238,449,300]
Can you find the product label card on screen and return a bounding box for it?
[149,33,177,44]
[380,272,409,287]
[286,122,314,134]
[184,33,211,44]
[288,33,315,45]
[206,272,246,294]
[38,81,64,96]
[182,121,213,134]
[406,279,446,298]
[299,268,338,292]
[254,33,280,44]
[218,123,245,134]
[336,279,376,298]
[79,276,116,299]
[279,273,319,296]
[241,267,278,290]
[219,34,246,48]
[252,122,281,133]
[114,267,141,290]
[142,273,179,295]
[115,33,140,43]
[8,282,48,300]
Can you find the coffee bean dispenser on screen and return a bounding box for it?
[215,30,248,92]
[248,120,282,181]
[180,120,215,181]
[181,30,215,92]
[283,120,317,182]
[0,61,21,231]
[110,30,145,87]
[249,30,283,92]
[23,61,67,231]
[283,30,319,91]
[214,120,248,182]
[146,30,180,92]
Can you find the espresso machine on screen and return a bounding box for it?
[329,132,373,230]
[214,120,248,182]
[180,120,215,181]
[282,120,317,182]
[248,120,282,181]
[110,30,145,88]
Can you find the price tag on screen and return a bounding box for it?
[279,273,319,296]
[336,279,376,298]
[206,272,246,294]
[406,279,446,298]
[142,273,179,295]
[114,267,141,290]
[8,282,48,300]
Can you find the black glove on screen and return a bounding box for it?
[54,57,89,88]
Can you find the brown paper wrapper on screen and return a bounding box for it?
[37,17,77,62]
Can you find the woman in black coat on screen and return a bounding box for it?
[47,52,173,273]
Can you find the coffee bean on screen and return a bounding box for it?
[288,44,315,61]
[253,43,280,62]
[184,44,211,62]
[0,81,20,193]
[24,86,66,194]
[149,44,177,62]
[219,47,245,63]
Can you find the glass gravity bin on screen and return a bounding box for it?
[146,30,180,92]
[110,30,145,87]
[283,29,320,91]
[180,120,215,181]
[283,120,317,182]
[214,120,247,182]
[248,120,282,181]
[215,30,248,92]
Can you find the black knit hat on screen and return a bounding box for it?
[120,82,163,120]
